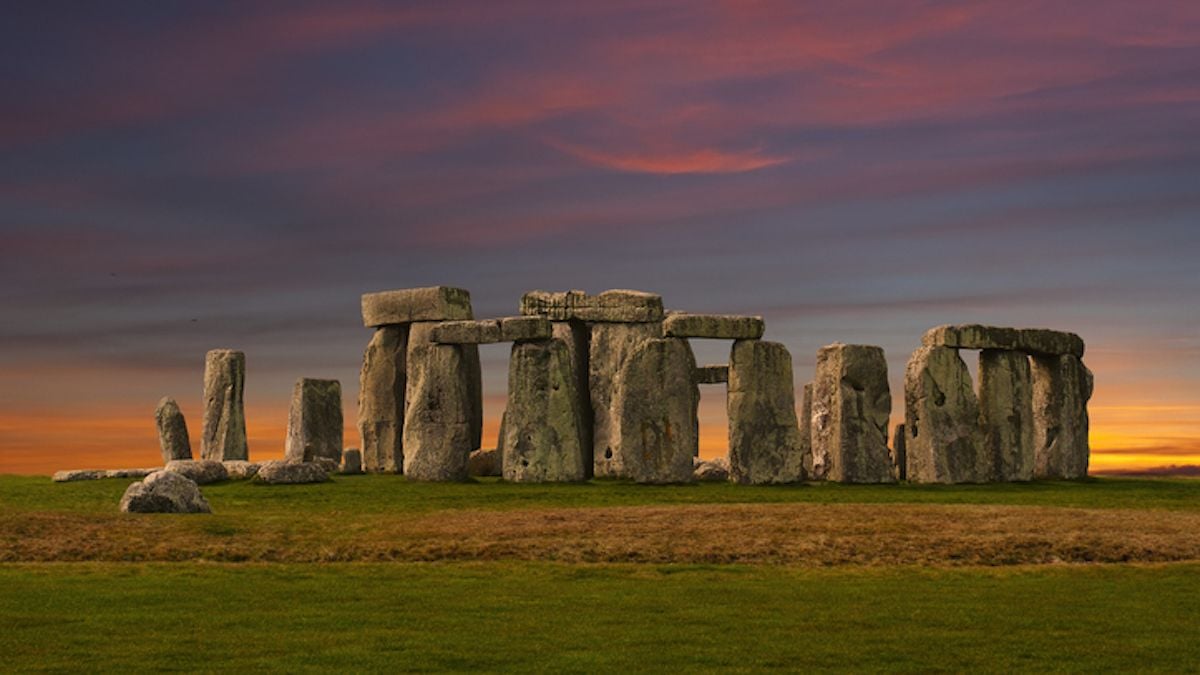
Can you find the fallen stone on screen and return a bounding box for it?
[341,449,363,475]
[255,460,329,485]
[727,340,806,484]
[520,289,664,323]
[284,378,344,466]
[1032,354,1092,479]
[200,349,248,461]
[155,397,192,462]
[430,319,501,344]
[468,448,501,477]
[904,346,987,483]
[694,364,729,385]
[500,316,553,342]
[612,338,699,483]
[361,286,473,327]
[922,324,1085,358]
[502,339,588,482]
[663,314,764,340]
[358,326,407,473]
[105,468,157,479]
[52,469,106,482]
[590,321,663,478]
[119,470,211,514]
[314,457,341,474]
[811,344,894,484]
[402,334,476,481]
[978,350,1035,481]
[693,457,731,482]
[222,460,260,480]
[892,424,907,481]
[165,459,229,485]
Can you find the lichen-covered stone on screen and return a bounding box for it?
[361,286,473,327]
[119,470,211,514]
[811,344,893,484]
[284,378,343,466]
[340,449,363,475]
[105,468,157,479]
[694,365,729,385]
[402,331,476,481]
[164,459,229,485]
[978,350,1034,481]
[200,349,248,461]
[693,456,731,482]
[663,314,764,339]
[612,338,699,483]
[590,321,663,477]
[904,346,987,483]
[1032,354,1091,479]
[430,319,502,344]
[521,289,664,323]
[255,460,328,484]
[727,340,805,485]
[468,448,501,477]
[553,321,592,473]
[155,397,192,462]
[52,469,106,482]
[500,316,552,342]
[222,460,260,480]
[409,322,483,458]
[358,326,407,473]
[502,340,587,482]
[922,324,1085,358]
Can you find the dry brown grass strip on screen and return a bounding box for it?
[3,502,1199,565]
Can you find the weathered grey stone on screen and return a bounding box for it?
[892,424,907,481]
[553,321,593,475]
[904,346,987,483]
[402,330,476,481]
[52,469,106,482]
[430,319,501,344]
[502,339,588,482]
[521,289,664,323]
[255,460,329,484]
[119,470,211,514]
[922,324,1085,359]
[811,344,894,484]
[155,397,192,462]
[694,365,729,385]
[612,338,698,483]
[1032,354,1091,479]
[500,316,552,342]
[468,448,501,477]
[105,468,157,479]
[801,383,817,479]
[590,322,663,478]
[361,286,473,327]
[978,350,1034,482]
[284,378,343,466]
[165,459,229,485]
[200,349,248,462]
[358,326,407,473]
[314,457,341,474]
[663,314,764,340]
[727,340,805,484]
[222,460,260,480]
[340,449,363,475]
[693,456,731,482]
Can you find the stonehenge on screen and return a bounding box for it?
[201,349,248,461]
[727,340,805,484]
[284,378,343,466]
[810,344,893,484]
[154,397,192,462]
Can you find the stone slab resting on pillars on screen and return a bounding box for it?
[811,343,894,484]
[201,349,248,461]
[904,345,986,483]
[663,314,764,340]
[978,349,1034,481]
[694,364,729,385]
[502,338,588,482]
[1032,354,1092,479]
[923,324,1084,359]
[284,378,344,466]
[727,340,806,484]
[612,338,699,483]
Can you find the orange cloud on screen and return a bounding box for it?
[546,138,791,174]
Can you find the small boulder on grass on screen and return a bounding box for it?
[119,470,211,514]
[693,457,731,482]
[164,459,228,485]
[222,460,261,480]
[468,448,501,477]
[255,460,328,485]
[52,469,106,482]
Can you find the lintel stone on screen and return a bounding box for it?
[922,324,1084,358]
[361,286,473,327]
[663,313,764,339]
[694,364,729,384]
[520,289,663,323]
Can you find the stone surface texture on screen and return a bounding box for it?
[430,319,501,344]
[590,321,663,477]
[361,286,473,327]
[693,456,731,482]
[119,470,211,514]
[154,397,192,462]
[284,378,344,465]
[255,460,329,485]
[468,448,501,477]
[800,383,816,479]
[340,449,363,474]
[694,365,729,385]
[663,313,764,339]
[892,423,907,481]
[105,468,157,479]
[811,344,894,484]
[358,326,407,473]
[978,349,1035,482]
[502,340,588,482]
[500,316,553,342]
[222,460,260,480]
[200,349,248,461]
[612,338,699,483]
[552,321,593,474]
[402,326,478,481]
[904,346,986,483]
[727,340,806,484]
[52,469,107,482]
[164,459,229,485]
[1032,354,1092,479]
[922,324,1085,359]
[520,289,663,323]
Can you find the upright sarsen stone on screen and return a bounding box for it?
[403,327,476,481]
[358,326,407,473]
[200,349,248,461]
[904,346,986,483]
[800,383,816,479]
[727,340,805,485]
[811,344,893,484]
[1032,354,1091,479]
[553,320,593,475]
[409,322,483,456]
[284,378,343,465]
[155,397,192,462]
[978,350,1034,481]
[590,322,662,478]
[612,338,698,483]
[502,339,587,482]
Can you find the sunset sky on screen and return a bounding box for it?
[2,1,1198,475]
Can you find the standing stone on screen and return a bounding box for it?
[403,329,475,481]
[284,378,344,465]
[358,326,407,473]
[612,338,699,483]
[727,340,805,485]
[553,320,593,474]
[341,449,363,475]
[904,346,986,483]
[1032,354,1091,479]
[978,350,1034,481]
[590,322,663,477]
[800,383,816,479]
[811,344,893,484]
[200,349,248,461]
[409,322,483,455]
[892,423,907,481]
[502,340,588,482]
[155,397,192,462]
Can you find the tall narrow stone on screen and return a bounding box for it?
[155,396,192,462]
[553,320,593,475]
[800,383,816,479]
[904,346,986,483]
[590,322,662,477]
[613,338,699,483]
[284,378,343,465]
[727,340,805,484]
[811,344,893,484]
[502,339,587,482]
[1032,354,1091,479]
[403,326,476,481]
[892,423,907,481]
[200,349,247,461]
[409,322,483,454]
[358,326,407,473]
[978,350,1034,481]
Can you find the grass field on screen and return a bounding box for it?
[3,475,1199,672]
